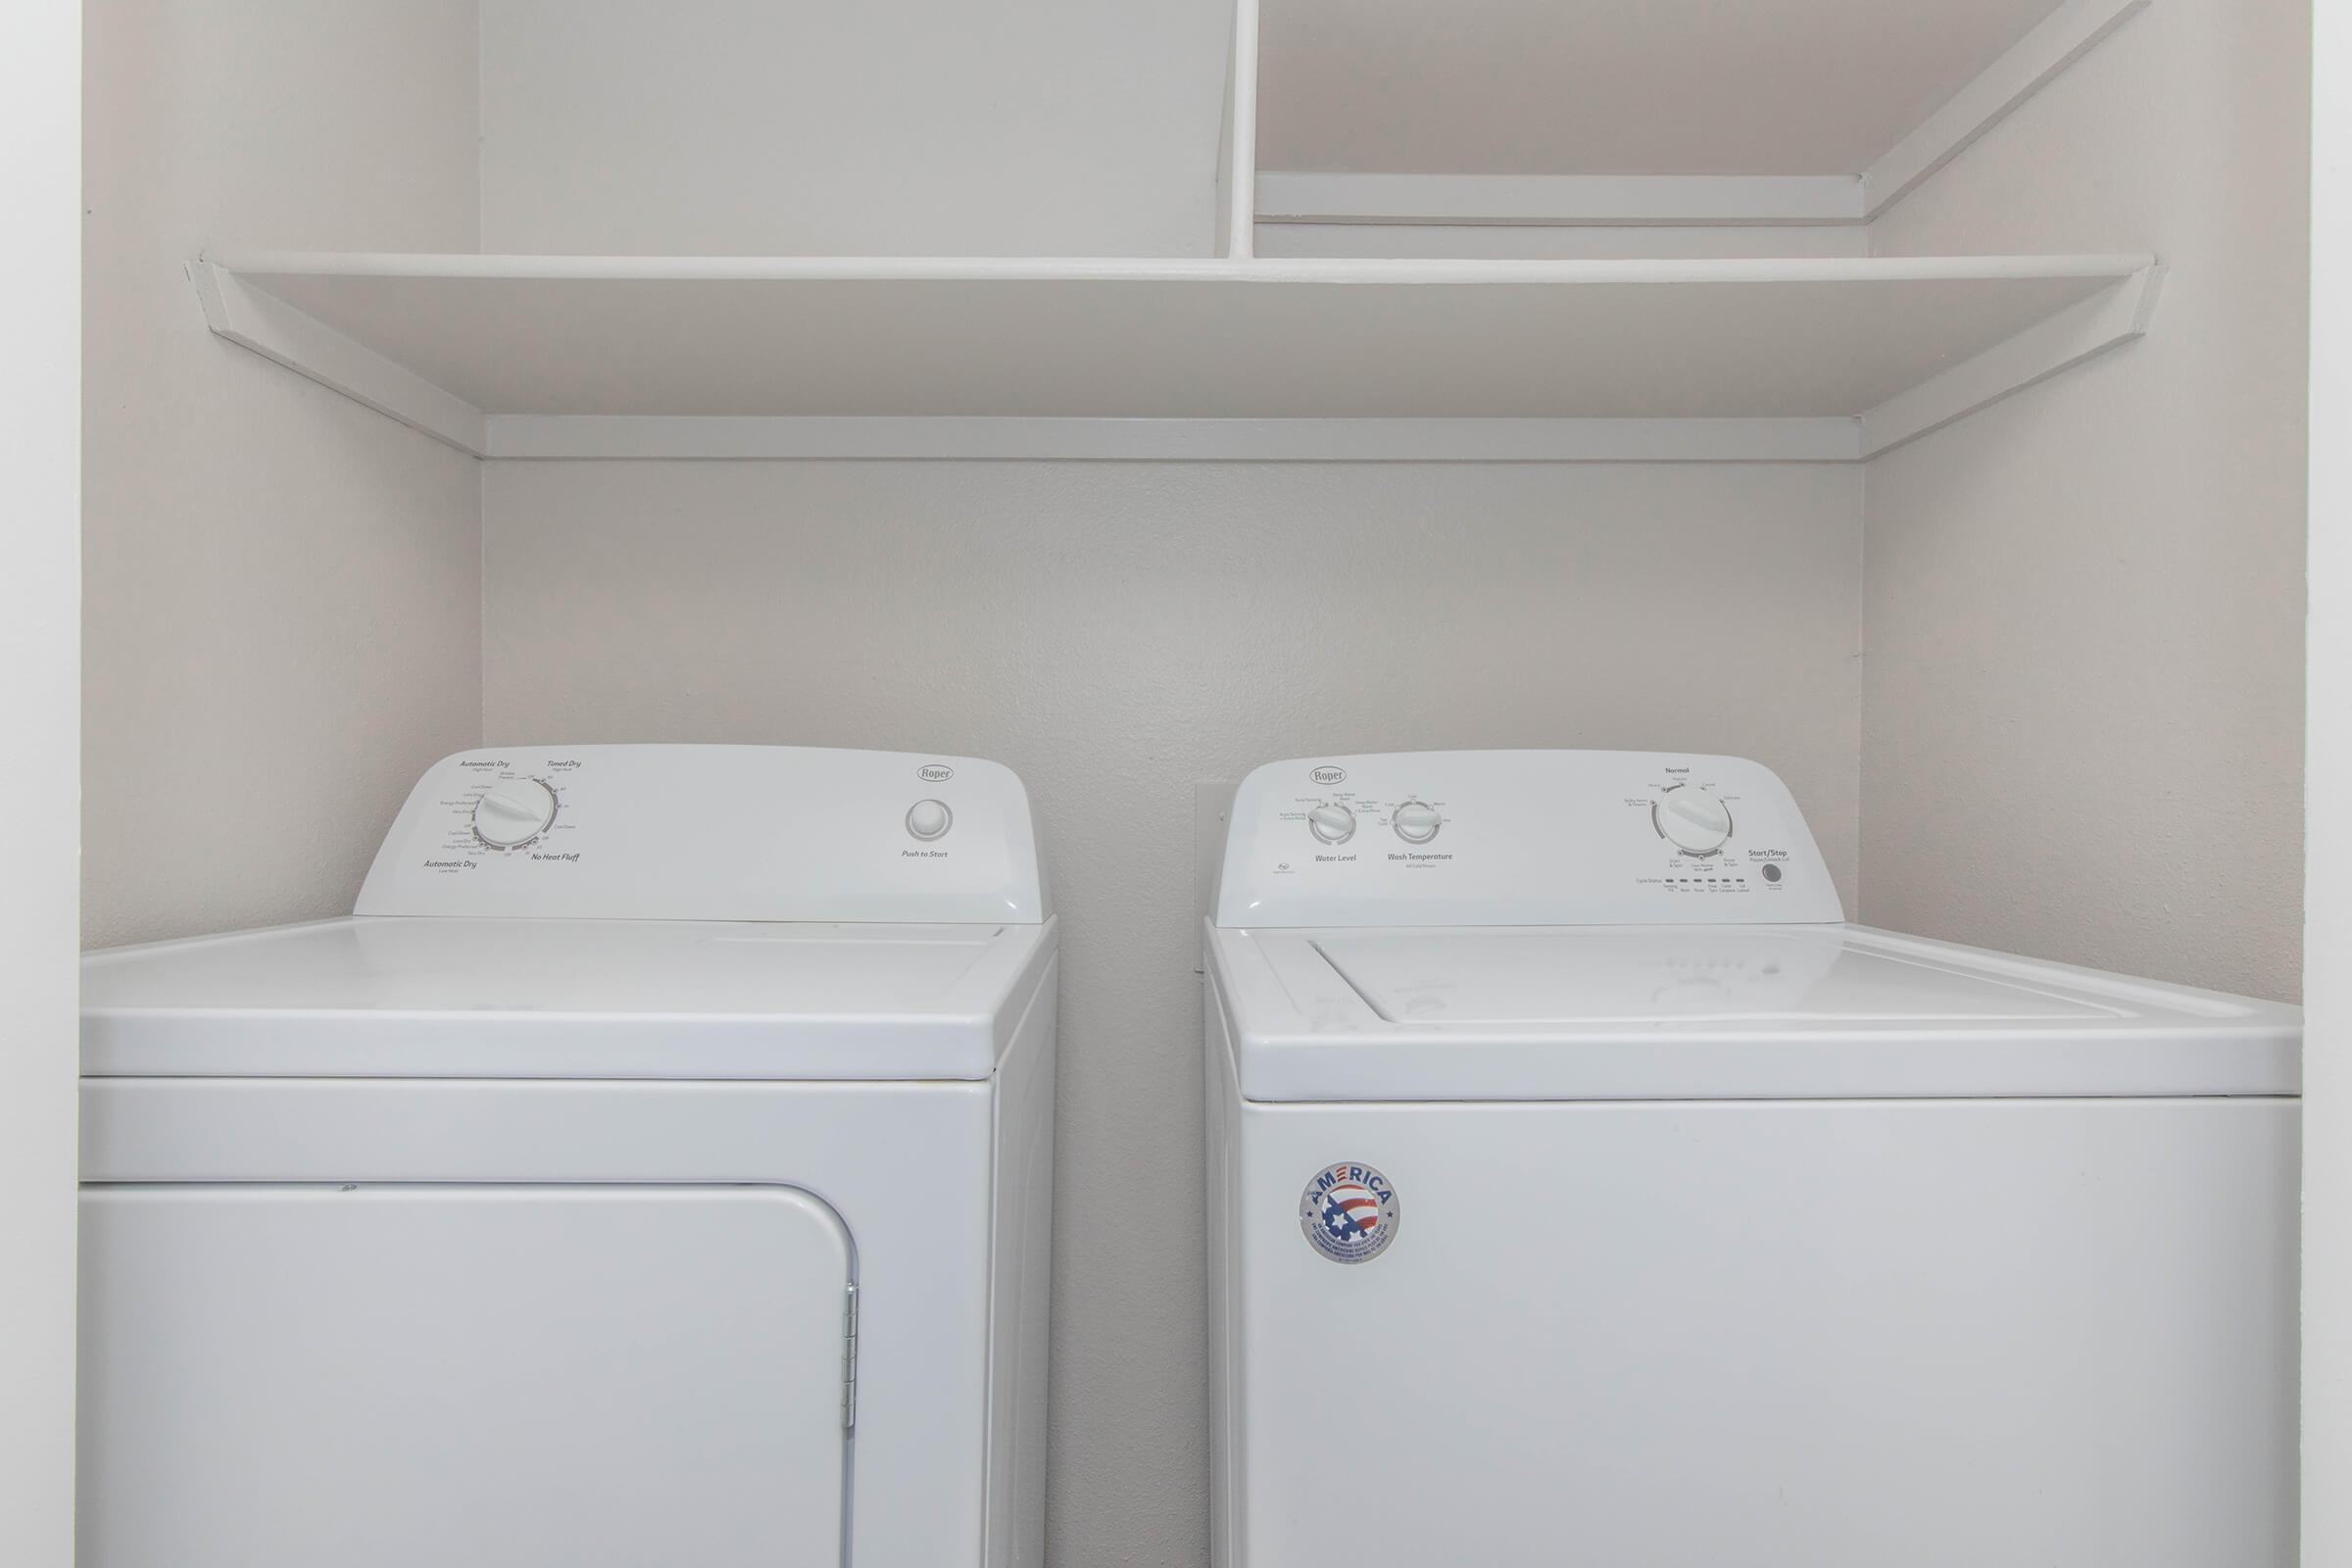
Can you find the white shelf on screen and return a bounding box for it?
[192,251,2163,463]
[1250,0,2149,227]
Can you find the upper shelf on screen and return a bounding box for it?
[1259,0,2091,178]
[192,251,2162,464]
[1247,0,2149,228]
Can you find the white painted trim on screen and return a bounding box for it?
[204,250,2155,287]
[188,259,488,454]
[1862,0,2151,217]
[1214,7,1237,257]
[1859,264,2163,457]
[2305,4,2350,1558]
[482,415,1863,464]
[1255,172,1867,227]
[1250,0,2150,228]
[1224,0,1260,258]
[0,3,80,1562]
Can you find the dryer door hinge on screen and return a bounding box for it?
[842,1282,860,1434]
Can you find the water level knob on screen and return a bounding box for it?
[1307,803,1357,845]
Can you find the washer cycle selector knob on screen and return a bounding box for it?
[1307,803,1357,845]
[472,777,558,849]
[1653,786,1733,856]
[906,799,954,842]
[1392,801,1443,844]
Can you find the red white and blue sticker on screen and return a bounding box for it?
[1300,1162,1400,1264]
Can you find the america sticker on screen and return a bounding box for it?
[1299,1161,1400,1264]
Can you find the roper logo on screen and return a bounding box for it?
[1308,765,1348,785]
[917,763,956,783]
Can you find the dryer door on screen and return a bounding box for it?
[79,1184,854,1568]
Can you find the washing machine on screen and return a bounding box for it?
[1204,750,2299,1568]
[78,745,1056,1568]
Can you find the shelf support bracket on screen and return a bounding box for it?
[187,258,489,456]
[1859,263,2164,457]
[1862,0,2153,217]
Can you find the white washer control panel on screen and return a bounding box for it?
[358,745,1047,923]
[1215,751,1840,928]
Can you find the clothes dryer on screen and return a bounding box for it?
[80,745,1057,1568]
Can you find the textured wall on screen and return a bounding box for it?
[478,0,1233,256]
[1861,0,2310,999]
[480,458,1864,1566]
[81,1,484,948]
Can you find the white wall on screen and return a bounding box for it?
[2305,1,2347,1554]
[1860,0,2310,1000]
[81,1,486,948]
[0,7,81,1561]
[478,0,1233,256]
[478,458,1864,1567]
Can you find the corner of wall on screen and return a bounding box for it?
[80,1,492,948]
[1850,0,2309,998]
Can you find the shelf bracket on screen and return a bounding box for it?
[1862,0,2153,218]
[1859,263,2165,457]
[188,258,489,456]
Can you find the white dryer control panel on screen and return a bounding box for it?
[357,745,1048,923]
[1213,751,1841,928]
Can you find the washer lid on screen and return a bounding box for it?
[1209,924,2299,1101]
[82,915,1054,1080]
[1314,928,2121,1025]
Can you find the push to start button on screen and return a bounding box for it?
[906,799,954,842]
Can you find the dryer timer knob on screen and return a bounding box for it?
[473,777,558,848]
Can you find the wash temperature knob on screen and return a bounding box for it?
[1308,803,1357,845]
[473,777,559,848]
[1393,802,1443,844]
[1653,787,1733,855]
